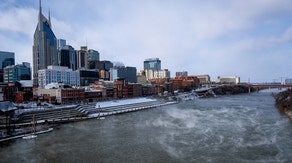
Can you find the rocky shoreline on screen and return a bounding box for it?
[212,85,255,95]
[202,85,256,97]
[274,89,292,118]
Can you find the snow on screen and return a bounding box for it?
[19,80,33,87]
[259,88,288,93]
[95,97,157,108]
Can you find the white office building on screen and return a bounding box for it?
[217,76,240,84]
[145,69,170,80]
[285,79,292,84]
[38,66,80,88]
[109,68,118,81]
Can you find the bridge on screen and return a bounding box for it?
[241,83,292,90]
[195,84,292,95]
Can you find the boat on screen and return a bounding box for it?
[37,127,54,134]
[22,134,37,139]
[22,115,37,139]
[97,105,105,120]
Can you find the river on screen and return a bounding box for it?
[1,89,292,162]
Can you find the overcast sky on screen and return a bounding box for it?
[1,0,292,83]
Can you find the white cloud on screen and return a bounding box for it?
[0,7,36,36]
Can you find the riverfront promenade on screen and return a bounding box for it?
[0,98,177,142]
[13,98,177,124]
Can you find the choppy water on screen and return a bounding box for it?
[1,90,292,162]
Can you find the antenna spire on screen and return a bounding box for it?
[39,0,42,13]
[38,0,42,31]
[48,9,51,27]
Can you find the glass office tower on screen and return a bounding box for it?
[143,58,161,71]
[32,0,58,85]
[0,51,15,83]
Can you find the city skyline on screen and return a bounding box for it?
[0,0,292,83]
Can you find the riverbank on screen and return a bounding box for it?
[0,97,177,142]
[275,89,292,118]
[200,85,255,97]
[212,85,255,95]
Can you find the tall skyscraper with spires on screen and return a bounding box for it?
[32,0,58,85]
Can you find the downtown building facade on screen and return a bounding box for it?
[95,60,113,80]
[143,58,168,80]
[176,71,188,77]
[76,46,88,69]
[38,66,80,88]
[144,58,161,71]
[76,47,100,70]
[110,66,137,83]
[32,0,58,85]
[196,74,211,84]
[78,69,99,86]
[285,79,292,84]
[57,39,66,49]
[87,49,100,69]
[58,45,77,70]
[217,76,240,84]
[0,51,15,83]
[145,69,171,80]
[3,62,31,84]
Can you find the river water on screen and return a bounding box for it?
[1,90,292,162]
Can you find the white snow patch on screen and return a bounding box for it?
[95,97,157,108]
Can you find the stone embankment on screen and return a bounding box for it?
[275,89,292,118]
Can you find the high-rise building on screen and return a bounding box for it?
[32,0,58,85]
[3,62,31,83]
[76,47,100,70]
[57,39,66,49]
[145,69,170,80]
[58,45,77,70]
[87,49,100,69]
[78,69,99,86]
[121,66,137,83]
[143,58,171,80]
[110,66,137,83]
[144,58,161,71]
[87,49,100,62]
[0,51,15,83]
[77,46,88,69]
[95,60,113,71]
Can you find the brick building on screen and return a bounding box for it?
[171,76,200,92]
[37,83,85,104]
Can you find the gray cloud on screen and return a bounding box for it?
[1,0,292,82]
